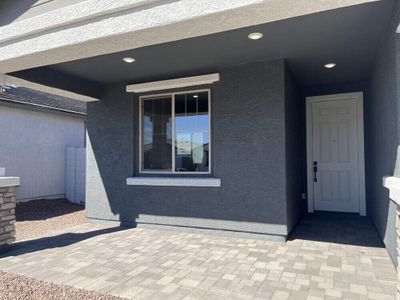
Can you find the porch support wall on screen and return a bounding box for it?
[284,64,305,233]
[86,59,303,239]
[366,1,400,266]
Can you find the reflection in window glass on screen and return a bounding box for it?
[142,97,172,171]
[175,92,209,172]
[141,91,210,173]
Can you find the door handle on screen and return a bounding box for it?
[313,161,318,182]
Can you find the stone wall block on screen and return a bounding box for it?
[7,187,16,193]
[0,215,15,222]
[6,238,15,244]
[1,202,15,210]
[0,184,17,252]
[4,225,14,232]
[0,233,12,241]
[3,193,16,198]
[0,188,9,193]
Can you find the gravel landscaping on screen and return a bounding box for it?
[15,199,86,241]
[0,271,125,300]
[0,199,122,299]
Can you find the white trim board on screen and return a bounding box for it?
[0,74,99,102]
[0,177,20,188]
[127,74,219,93]
[127,177,221,187]
[306,92,366,216]
[383,176,400,206]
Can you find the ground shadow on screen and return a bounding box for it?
[0,226,126,258]
[288,212,385,248]
[16,199,84,221]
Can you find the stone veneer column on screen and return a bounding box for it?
[0,185,17,253]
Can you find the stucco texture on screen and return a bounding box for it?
[284,65,305,233]
[86,60,303,238]
[0,104,85,201]
[365,3,400,266]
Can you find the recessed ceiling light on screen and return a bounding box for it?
[248,32,263,40]
[123,57,136,63]
[193,95,199,99]
[324,63,336,69]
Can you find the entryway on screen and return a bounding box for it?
[306,92,366,215]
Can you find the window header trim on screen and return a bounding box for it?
[126,73,219,93]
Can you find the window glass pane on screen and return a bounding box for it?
[143,97,172,170]
[175,92,209,172]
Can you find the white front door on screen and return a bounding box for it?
[308,93,365,214]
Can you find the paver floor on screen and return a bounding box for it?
[0,213,397,299]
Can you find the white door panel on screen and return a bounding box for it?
[312,99,359,213]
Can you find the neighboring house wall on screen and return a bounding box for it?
[284,66,304,233]
[86,60,302,238]
[366,4,400,265]
[0,104,85,201]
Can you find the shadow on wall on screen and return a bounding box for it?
[0,0,38,26]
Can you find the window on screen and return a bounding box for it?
[140,90,210,173]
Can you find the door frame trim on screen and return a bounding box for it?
[306,92,366,216]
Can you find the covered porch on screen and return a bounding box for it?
[0,0,399,293]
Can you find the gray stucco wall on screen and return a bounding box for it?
[366,4,400,265]
[284,66,304,233]
[86,60,297,238]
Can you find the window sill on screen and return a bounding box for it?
[126,177,221,187]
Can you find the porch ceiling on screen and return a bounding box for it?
[11,0,393,88]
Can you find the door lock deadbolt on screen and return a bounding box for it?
[313,161,318,182]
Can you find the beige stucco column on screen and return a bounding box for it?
[383,145,400,299]
[383,175,400,299]
[395,203,400,300]
[0,168,19,253]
